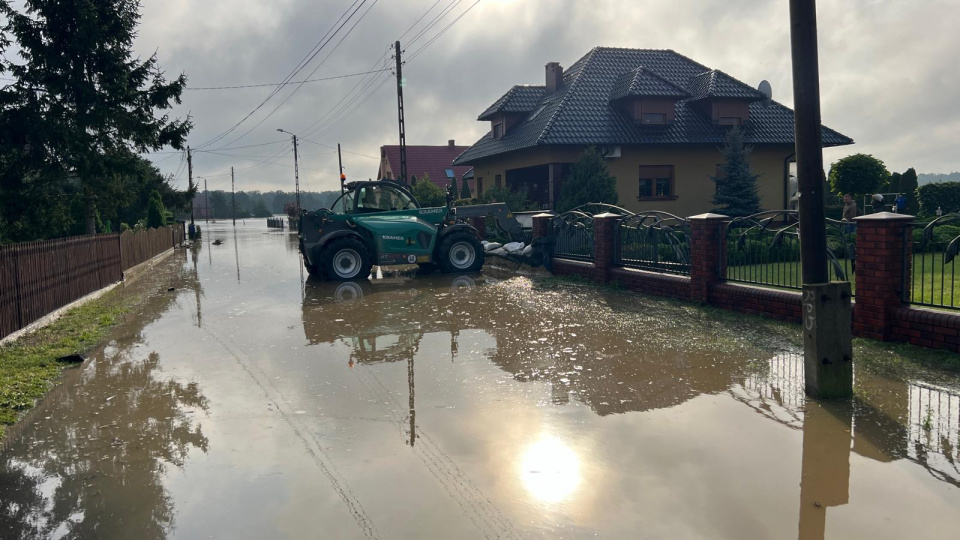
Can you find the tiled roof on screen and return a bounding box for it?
[687,69,767,101]
[380,145,472,189]
[454,47,853,165]
[477,85,546,120]
[609,66,690,101]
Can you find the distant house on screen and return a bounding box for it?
[453,47,854,214]
[378,140,473,192]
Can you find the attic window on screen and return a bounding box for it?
[642,113,667,125]
[445,168,455,179]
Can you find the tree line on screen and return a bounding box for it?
[0,0,191,244]
[199,190,340,220]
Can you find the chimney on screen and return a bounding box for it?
[448,139,455,147]
[545,62,563,92]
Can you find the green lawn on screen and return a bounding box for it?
[727,253,960,309]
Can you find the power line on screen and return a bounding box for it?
[194,0,367,149]
[185,68,390,90]
[407,0,481,63]
[299,137,379,159]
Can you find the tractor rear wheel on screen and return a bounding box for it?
[321,237,372,280]
[436,232,484,273]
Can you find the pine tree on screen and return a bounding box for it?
[449,176,459,202]
[557,146,618,212]
[900,167,919,214]
[146,190,166,228]
[2,0,192,234]
[460,178,472,199]
[712,128,762,217]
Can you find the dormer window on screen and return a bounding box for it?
[493,122,503,138]
[642,112,667,125]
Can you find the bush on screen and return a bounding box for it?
[557,146,618,212]
[913,224,960,253]
[917,182,960,216]
[146,190,166,228]
[411,175,447,208]
[480,185,535,212]
[726,235,801,266]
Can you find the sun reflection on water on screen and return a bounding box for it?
[519,436,582,504]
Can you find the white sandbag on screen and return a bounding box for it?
[503,242,525,253]
[480,240,489,246]
[521,244,533,256]
[484,242,503,251]
[489,248,507,256]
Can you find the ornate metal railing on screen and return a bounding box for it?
[550,209,597,261]
[908,215,960,309]
[549,204,633,262]
[615,211,691,275]
[723,211,854,290]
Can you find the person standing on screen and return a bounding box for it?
[842,194,857,222]
[842,194,858,272]
[871,193,885,213]
[895,194,906,214]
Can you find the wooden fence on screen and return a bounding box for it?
[0,224,185,340]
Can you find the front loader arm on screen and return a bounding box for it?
[453,203,525,242]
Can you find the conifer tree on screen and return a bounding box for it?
[460,178,472,199]
[557,146,618,212]
[712,128,762,217]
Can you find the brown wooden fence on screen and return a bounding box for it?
[0,224,185,340]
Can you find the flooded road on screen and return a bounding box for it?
[3,221,960,539]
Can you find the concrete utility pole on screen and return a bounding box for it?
[395,40,408,186]
[790,0,853,398]
[231,166,236,226]
[187,146,195,227]
[277,129,301,215]
[204,178,209,224]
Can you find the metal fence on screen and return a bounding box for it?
[908,215,960,309]
[723,211,854,290]
[615,211,691,275]
[0,225,184,340]
[549,204,632,262]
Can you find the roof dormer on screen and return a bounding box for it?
[686,70,767,126]
[609,67,689,125]
[478,84,546,138]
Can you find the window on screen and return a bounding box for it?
[638,165,675,200]
[641,112,667,125]
[493,123,503,138]
[719,116,742,126]
[495,174,502,188]
[354,184,418,213]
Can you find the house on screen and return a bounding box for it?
[377,140,474,192]
[453,47,853,215]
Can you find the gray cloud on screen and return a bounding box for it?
[132,0,960,193]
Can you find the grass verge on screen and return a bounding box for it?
[0,295,131,440]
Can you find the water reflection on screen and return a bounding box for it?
[798,401,851,540]
[519,435,581,504]
[0,256,209,539]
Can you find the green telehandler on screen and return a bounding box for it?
[298,181,527,280]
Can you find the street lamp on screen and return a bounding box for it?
[277,129,301,215]
[196,176,210,223]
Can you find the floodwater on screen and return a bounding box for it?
[2,221,960,539]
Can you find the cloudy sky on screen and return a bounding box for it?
[127,0,960,194]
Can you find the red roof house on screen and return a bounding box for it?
[378,140,473,192]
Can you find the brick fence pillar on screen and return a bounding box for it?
[688,213,729,304]
[853,212,913,341]
[592,213,621,283]
[468,216,486,240]
[531,213,553,240]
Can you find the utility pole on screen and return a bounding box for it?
[790,0,852,397]
[204,179,209,224]
[231,166,236,226]
[395,40,408,186]
[187,146,195,227]
[293,134,300,215]
[338,143,345,195]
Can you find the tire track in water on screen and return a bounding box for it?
[202,327,381,539]
[351,362,519,539]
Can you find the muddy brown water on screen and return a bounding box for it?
[2,221,960,539]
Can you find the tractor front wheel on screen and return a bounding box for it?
[321,238,372,280]
[436,232,484,273]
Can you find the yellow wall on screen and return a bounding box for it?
[468,143,794,217]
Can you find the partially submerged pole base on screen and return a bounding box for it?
[802,282,853,398]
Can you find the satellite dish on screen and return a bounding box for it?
[758,80,772,108]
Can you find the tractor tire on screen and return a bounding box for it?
[320,237,372,280]
[436,232,484,274]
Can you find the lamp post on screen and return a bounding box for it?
[277,129,301,216]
